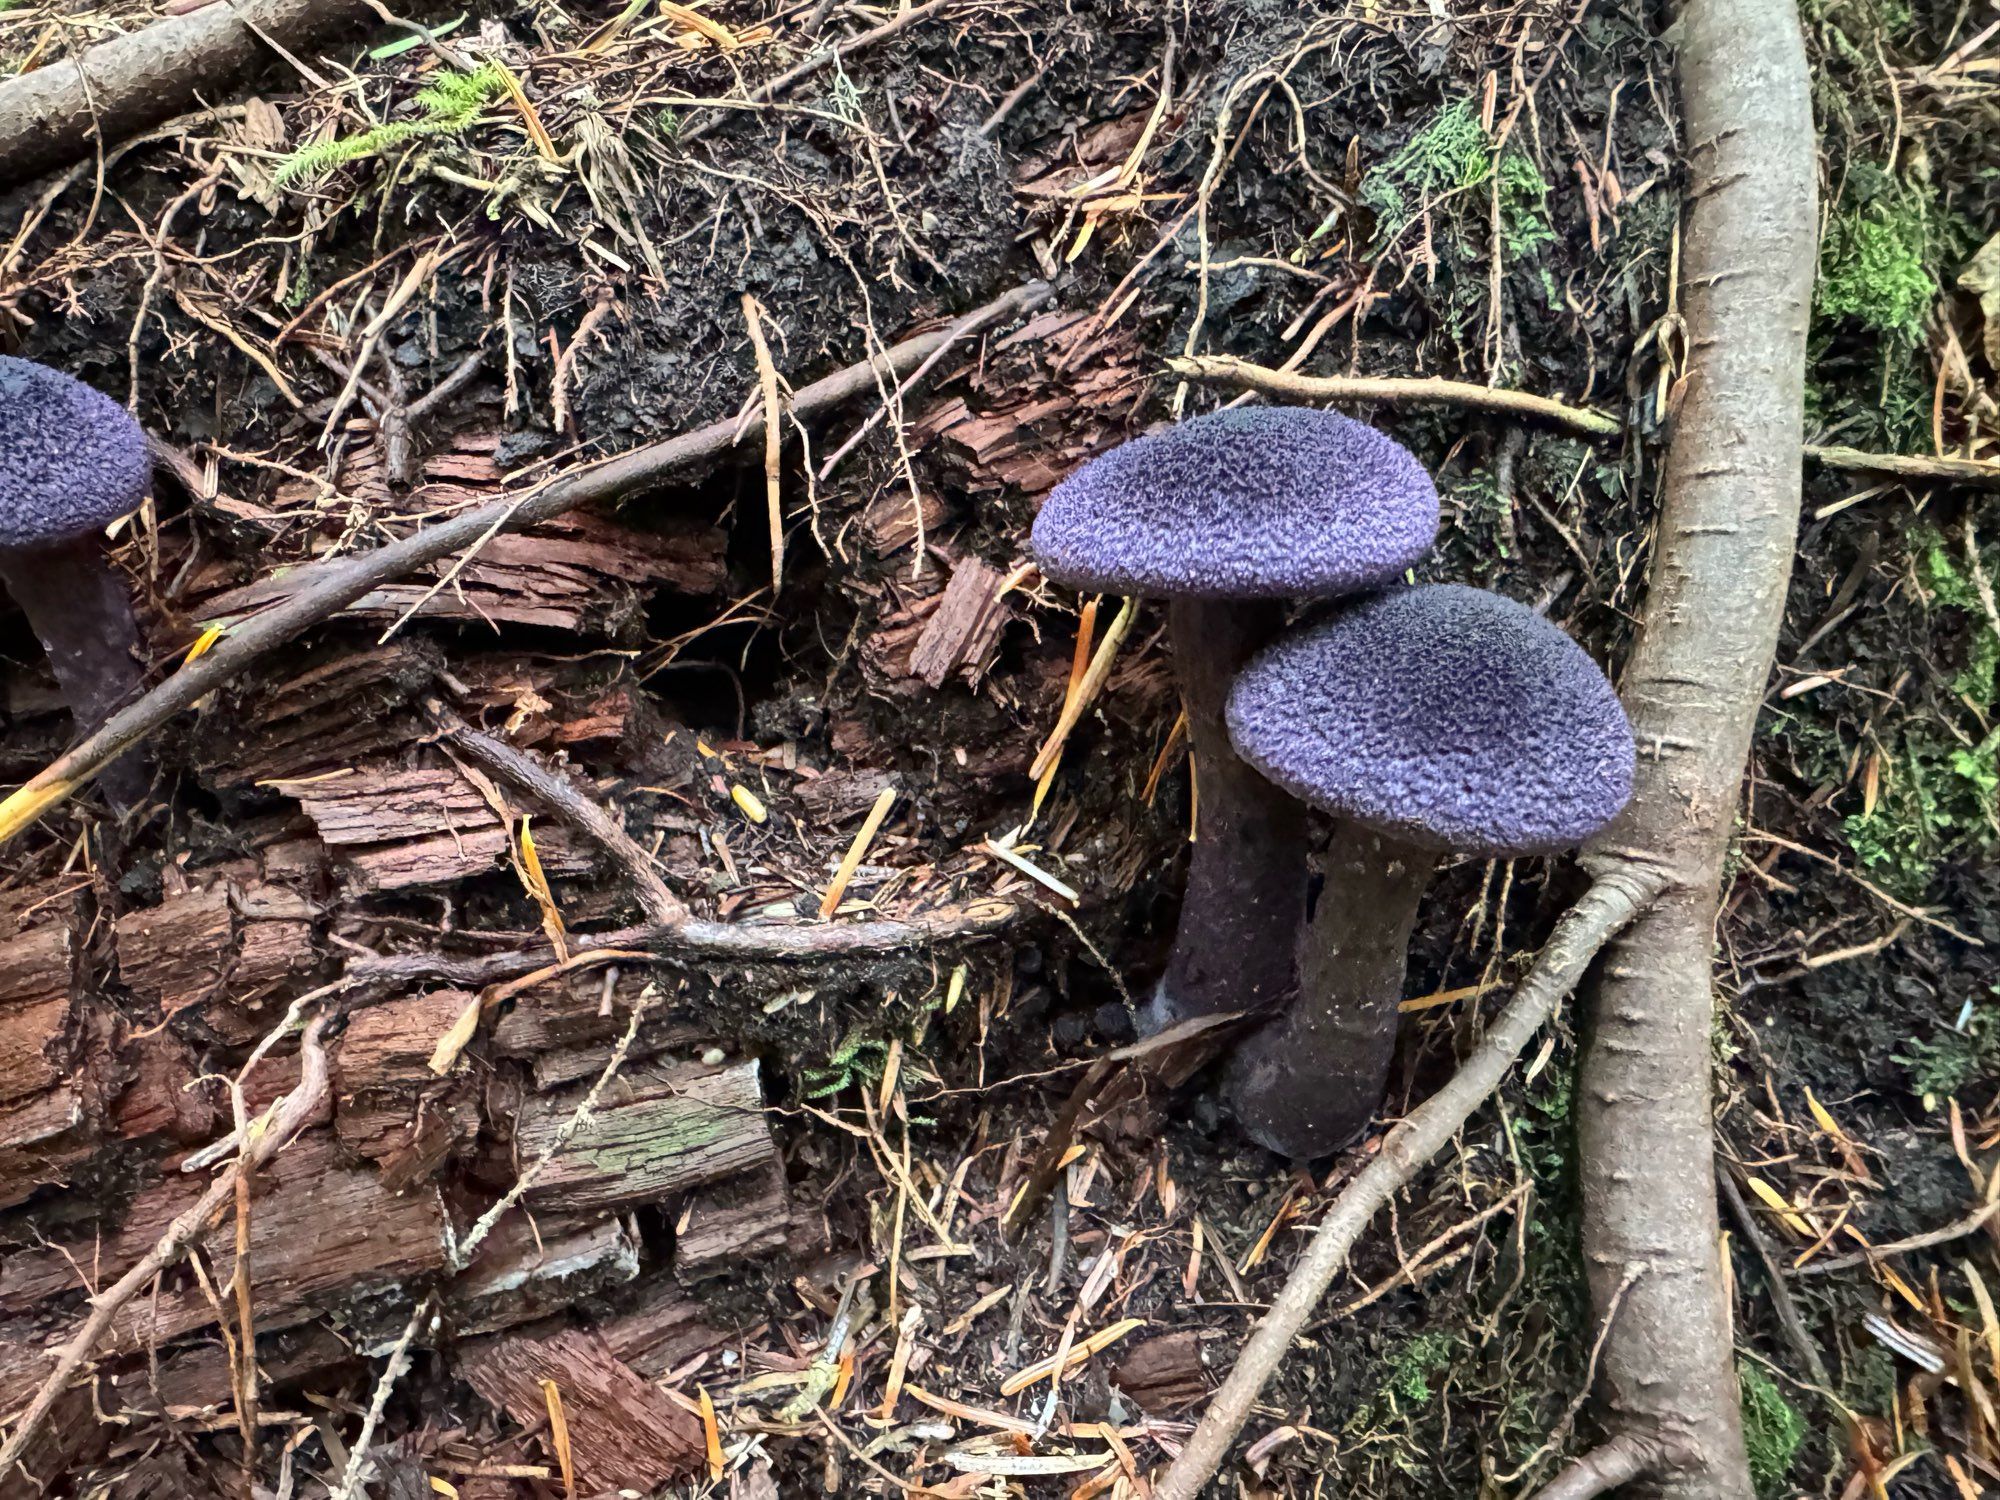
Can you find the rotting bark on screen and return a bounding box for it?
[0,280,1053,844]
[0,0,380,189]
[1573,1,1817,1494]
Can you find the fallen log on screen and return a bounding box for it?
[0,0,380,190]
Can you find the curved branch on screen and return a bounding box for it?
[1523,1434,1676,1500]
[1151,868,1663,1500]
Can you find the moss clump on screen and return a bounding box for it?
[275,63,510,185]
[1816,170,1937,340]
[1739,1362,1806,1498]
[1383,1330,1457,1404]
[1358,99,1552,261]
[1896,994,2000,1103]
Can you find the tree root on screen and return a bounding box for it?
[1150,868,1663,1500]
[0,280,1053,849]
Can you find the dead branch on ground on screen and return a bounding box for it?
[424,700,687,927]
[1151,868,1664,1499]
[1572,1,1818,1493]
[0,280,1053,847]
[0,0,379,189]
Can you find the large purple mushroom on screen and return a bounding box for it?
[1031,406,1438,1036]
[1225,584,1634,1158]
[0,356,152,802]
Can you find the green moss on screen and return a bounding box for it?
[1817,170,1937,340]
[1383,1330,1457,1404]
[1896,994,2000,1102]
[1739,1362,1806,1499]
[1358,99,1553,263]
[275,62,509,185]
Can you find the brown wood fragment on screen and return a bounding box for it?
[860,487,949,556]
[675,1159,792,1282]
[191,641,441,787]
[908,557,1010,689]
[293,765,594,893]
[513,1057,775,1213]
[455,1213,640,1336]
[114,879,317,1023]
[595,1280,730,1379]
[0,1132,447,1348]
[334,992,482,1184]
[1108,1330,1212,1415]
[460,1326,706,1490]
[794,767,904,824]
[0,921,74,1105]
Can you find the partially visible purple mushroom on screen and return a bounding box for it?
[1031,407,1438,1034]
[0,356,152,802]
[1224,584,1634,1158]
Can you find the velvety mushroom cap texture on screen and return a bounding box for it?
[1029,406,1439,598]
[0,355,151,548]
[1227,584,1635,855]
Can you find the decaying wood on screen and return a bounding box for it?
[1109,1331,1212,1416]
[460,1326,707,1490]
[908,556,1011,689]
[115,879,317,1022]
[1573,3,1817,1495]
[0,281,1054,843]
[0,1018,334,1479]
[0,919,74,1106]
[0,0,378,188]
[512,1057,775,1213]
[292,765,593,893]
[675,1159,795,1281]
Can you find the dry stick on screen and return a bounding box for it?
[1523,1433,1675,1500]
[0,279,1054,848]
[1570,3,1818,1495]
[424,700,686,927]
[1791,1200,2000,1275]
[1169,355,2000,491]
[677,0,962,145]
[0,1018,332,1477]
[741,294,787,591]
[1151,868,1662,1500]
[328,1298,431,1500]
[1716,1166,1831,1386]
[0,0,379,188]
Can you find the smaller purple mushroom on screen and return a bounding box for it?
[0,356,152,802]
[1031,407,1438,1037]
[1224,584,1634,1158]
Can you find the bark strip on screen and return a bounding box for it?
[1574,2,1817,1495]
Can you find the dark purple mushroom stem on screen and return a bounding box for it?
[0,536,145,734]
[1148,599,1309,1032]
[1223,824,1437,1157]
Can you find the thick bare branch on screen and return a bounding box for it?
[1574,2,1818,1496]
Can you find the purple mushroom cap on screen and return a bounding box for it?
[0,355,151,550]
[1227,585,1635,855]
[1030,406,1439,599]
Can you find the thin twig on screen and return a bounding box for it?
[1170,353,2000,489]
[0,281,1053,846]
[0,1018,333,1476]
[424,700,685,926]
[328,1298,431,1500]
[1790,1200,2000,1275]
[1151,868,1664,1499]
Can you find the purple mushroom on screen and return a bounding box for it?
[1224,584,1634,1158]
[0,356,152,802]
[1031,407,1438,1035]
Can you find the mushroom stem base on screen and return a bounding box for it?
[0,536,148,806]
[1223,822,1436,1159]
[1147,598,1308,1034]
